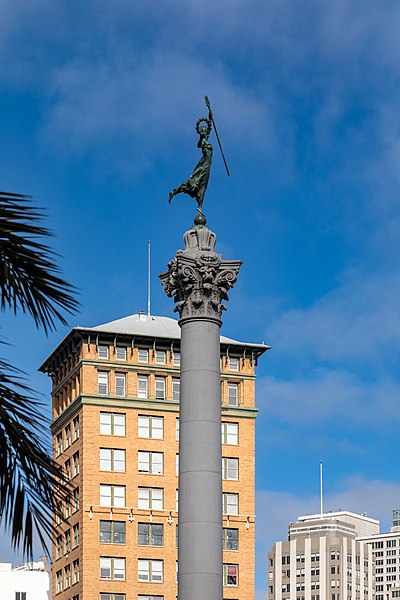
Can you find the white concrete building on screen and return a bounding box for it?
[267,511,379,600]
[0,556,51,600]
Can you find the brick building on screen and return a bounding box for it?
[40,312,267,600]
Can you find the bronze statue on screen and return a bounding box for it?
[168,97,230,226]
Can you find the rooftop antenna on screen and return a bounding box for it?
[147,240,151,316]
[320,460,324,517]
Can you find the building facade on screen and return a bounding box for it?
[41,313,267,600]
[267,511,379,600]
[0,557,51,600]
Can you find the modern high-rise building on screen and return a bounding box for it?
[41,313,267,600]
[267,511,379,600]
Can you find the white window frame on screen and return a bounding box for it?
[98,345,109,359]
[138,348,149,363]
[115,372,126,397]
[227,383,239,406]
[155,350,166,365]
[223,563,239,586]
[155,377,166,400]
[73,451,80,476]
[173,352,180,366]
[176,418,179,440]
[221,422,238,445]
[138,451,164,475]
[222,457,239,480]
[73,416,79,441]
[98,371,109,395]
[138,415,163,439]
[100,448,126,472]
[100,484,126,508]
[138,559,163,582]
[137,375,148,399]
[138,487,163,510]
[100,412,126,436]
[172,378,180,402]
[229,357,239,371]
[116,346,126,361]
[223,492,239,515]
[100,557,125,580]
[65,424,71,449]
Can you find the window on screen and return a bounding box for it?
[155,350,166,364]
[138,487,163,510]
[98,371,108,395]
[176,489,179,511]
[138,596,164,600]
[56,534,62,558]
[98,345,109,359]
[65,459,71,480]
[172,379,180,402]
[155,377,166,400]
[115,373,126,396]
[221,422,238,445]
[65,494,71,518]
[100,485,126,507]
[15,594,27,600]
[100,448,126,472]
[138,559,163,582]
[222,458,239,480]
[65,424,71,448]
[100,595,126,600]
[138,523,164,546]
[138,348,148,363]
[173,352,181,366]
[64,565,71,588]
[138,415,163,439]
[176,418,179,440]
[100,521,126,544]
[56,433,63,456]
[228,383,238,406]
[138,451,163,475]
[116,347,126,361]
[73,416,79,441]
[65,529,71,553]
[100,412,126,436]
[73,487,79,511]
[223,528,238,550]
[72,559,79,583]
[137,375,148,399]
[100,557,125,580]
[229,357,239,371]
[176,454,179,477]
[73,523,79,547]
[56,570,62,593]
[223,493,239,515]
[73,452,80,476]
[223,564,238,586]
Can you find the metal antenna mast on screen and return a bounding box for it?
[147,240,151,316]
[320,460,324,517]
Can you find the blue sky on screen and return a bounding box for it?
[2,0,400,597]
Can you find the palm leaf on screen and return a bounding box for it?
[0,191,78,334]
[0,352,68,557]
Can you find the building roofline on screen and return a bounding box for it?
[297,511,380,526]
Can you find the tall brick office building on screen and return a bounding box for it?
[40,312,267,600]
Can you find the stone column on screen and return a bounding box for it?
[160,225,241,600]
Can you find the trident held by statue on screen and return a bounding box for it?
[168,96,230,226]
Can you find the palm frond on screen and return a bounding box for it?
[0,191,78,334]
[0,354,68,558]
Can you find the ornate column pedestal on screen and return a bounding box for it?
[160,225,241,600]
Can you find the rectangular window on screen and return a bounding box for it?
[228,383,238,406]
[65,424,71,448]
[116,347,126,361]
[100,557,125,580]
[73,416,79,441]
[221,422,239,445]
[100,595,126,600]
[138,451,163,475]
[56,535,62,559]
[65,529,71,553]
[138,523,164,546]
[223,493,239,515]
[138,559,163,582]
[73,559,79,584]
[172,379,180,402]
[56,570,62,593]
[98,345,109,359]
[155,377,166,400]
[64,565,71,588]
[155,350,166,364]
[176,418,179,440]
[100,485,126,508]
[138,415,163,439]
[57,433,63,456]
[223,528,239,551]
[98,371,109,395]
[65,459,71,480]
[222,458,239,480]
[115,373,126,396]
[73,487,79,511]
[173,352,181,366]
[100,449,126,472]
[229,357,239,371]
[15,594,27,600]
[100,412,126,436]
[138,348,148,363]
[223,564,238,586]
[73,524,79,548]
[138,596,164,600]
[138,487,163,510]
[176,454,179,477]
[137,375,148,399]
[64,494,71,518]
[73,452,80,476]
[100,521,126,544]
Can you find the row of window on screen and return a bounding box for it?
[99,412,239,444]
[56,487,79,522]
[95,449,239,480]
[56,416,79,454]
[99,485,239,514]
[63,452,79,479]
[97,345,243,373]
[97,372,240,405]
[55,560,79,591]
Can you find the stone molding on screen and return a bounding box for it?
[159,226,241,320]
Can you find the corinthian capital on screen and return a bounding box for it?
[159,226,241,321]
